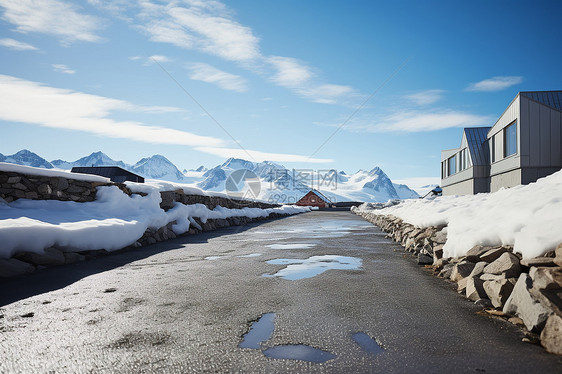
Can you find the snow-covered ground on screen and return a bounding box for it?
[355,170,562,260]
[0,164,310,259]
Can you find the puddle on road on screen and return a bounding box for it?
[263,255,362,280]
[237,253,262,258]
[352,332,384,355]
[239,313,276,349]
[265,243,317,250]
[263,344,336,363]
[204,256,221,261]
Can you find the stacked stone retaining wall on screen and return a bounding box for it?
[353,209,562,356]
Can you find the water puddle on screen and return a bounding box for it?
[263,344,336,363]
[237,253,262,258]
[204,256,221,261]
[263,255,362,280]
[265,243,317,250]
[352,332,384,355]
[238,313,276,349]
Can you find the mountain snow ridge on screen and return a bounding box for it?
[1,151,420,202]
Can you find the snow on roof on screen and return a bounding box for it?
[520,91,562,111]
[464,127,491,165]
[0,162,110,183]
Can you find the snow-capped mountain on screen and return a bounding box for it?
[2,150,53,169]
[1,150,420,202]
[131,155,184,181]
[51,151,127,170]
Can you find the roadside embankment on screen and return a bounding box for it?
[0,163,310,278]
[353,205,562,356]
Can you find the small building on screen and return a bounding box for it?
[441,90,562,195]
[71,166,144,183]
[296,190,332,208]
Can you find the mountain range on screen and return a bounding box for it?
[0,149,419,202]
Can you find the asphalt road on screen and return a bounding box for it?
[1,211,561,373]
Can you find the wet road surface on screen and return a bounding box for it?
[1,211,561,373]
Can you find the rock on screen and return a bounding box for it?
[15,247,66,266]
[159,191,175,211]
[466,277,487,301]
[483,252,521,278]
[417,253,433,265]
[438,263,454,279]
[25,191,38,199]
[469,261,488,277]
[520,257,558,267]
[479,246,510,263]
[0,258,35,277]
[451,261,475,282]
[465,245,490,263]
[484,278,517,308]
[13,182,27,190]
[37,184,51,195]
[529,267,562,316]
[433,257,448,269]
[503,273,551,332]
[7,176,21,184]
[458,277,469,293]
[540,314,562,355]
[480,273,507,281]
[431,228,447,245]
[63,252,85,264]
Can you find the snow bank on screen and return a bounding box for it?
[0,162,110,183]
[357,170,562,260]
[0,186,310,259]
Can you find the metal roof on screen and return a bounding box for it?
[71,166,144,183]
[464,127,491,165]
[520,91,562,111]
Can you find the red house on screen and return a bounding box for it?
[296,190,331,208]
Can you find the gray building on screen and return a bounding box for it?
[441,91,562,195]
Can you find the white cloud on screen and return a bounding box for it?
[0,37,38,50]
[321,110,493,133]
[196,147,333,164]
[268,56,313,88]
[466,76,523,92]
[187,62,248,92]
[405,89,445,105]
[135,1,355,105]
[0,74,224,147]
[268,56,353,104]
[138,0,260,63]
[0,0,103,43]
[52,64,75,74]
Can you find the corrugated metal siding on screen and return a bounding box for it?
[464,127,491,165]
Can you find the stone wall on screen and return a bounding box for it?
[353,209,562,355]
[0,168,297,280]
[0,170,130,203]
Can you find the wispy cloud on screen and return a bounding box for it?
[52,64,75,74]
[405,89,445,105]
[466,76,523,92]
[0,37,38,51]
[187,62,248,92]
[196,147,333,164]
[268,56,353,104]
[319,109,493,133]
[0,0,103,43]
[135,1,355,105]
[139,0,260,63]
[0,74,224,147]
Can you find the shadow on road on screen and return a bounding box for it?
[0,217,287,307]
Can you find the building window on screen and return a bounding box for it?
[458,148,468,171]
[448,155,457,176]
[504,121,517,157]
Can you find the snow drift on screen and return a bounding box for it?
[356,169,562,260]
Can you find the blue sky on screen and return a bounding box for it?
[1,0,561,184]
